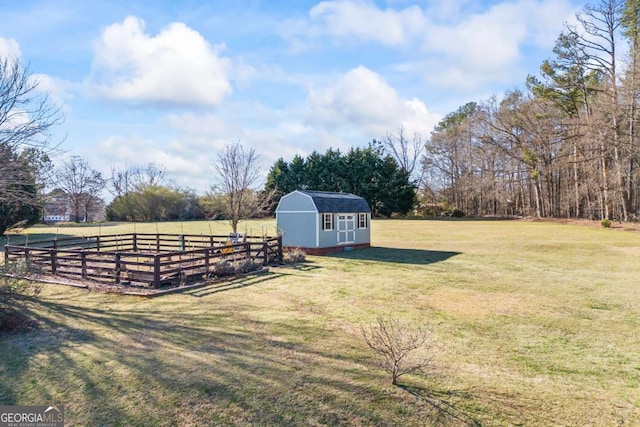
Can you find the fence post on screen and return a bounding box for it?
[133,233,138,252]
[277,236,283,263]
[204,248,210,277]
[81,252,87,278]
[4,246,8,268]
[156,235,160,253]
[50,250,57,274]
[115,253,121,284]
[262,241,268,266]
[96,236,101,252]
[242,242,248,261]
[153,255,161,288]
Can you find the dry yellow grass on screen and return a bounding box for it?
[1,218,639,425]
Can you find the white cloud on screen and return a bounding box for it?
[416,0,577,92]
[231,58,258,88]
[166,113,228,137]
[92,129,284,194]
[424,0,575,70]
[0,38,71,127]
[0,39,26,131]
[92,134,213,191]
[86,68,441,195]
[88,16,232,106]
[307,0,425,46]
[0,37,21,59]
[0,38,70,102]
[241,120,318,163]
[30,73,74,108]
[285,0,575,55]
[283,0,577,93]
[0,109,30,132]
[307,65,440,138]
[423,0,475,22]
[524,0,580,47]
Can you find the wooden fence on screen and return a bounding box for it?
[4,233,283,288]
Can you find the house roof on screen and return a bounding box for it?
[298,190,371,213]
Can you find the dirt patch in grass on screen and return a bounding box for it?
[12,268,270,297]
[421,288,541,318]
[609,246,640,256]
[0,307,39,334]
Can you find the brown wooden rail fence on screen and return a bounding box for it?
[3,233,283,288]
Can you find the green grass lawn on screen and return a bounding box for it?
[1,219,639,426]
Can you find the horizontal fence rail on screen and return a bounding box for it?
[4,233,283,288]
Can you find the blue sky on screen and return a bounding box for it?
[1,0,584,194]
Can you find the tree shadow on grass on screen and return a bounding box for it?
[398,384,481,426]
[184,271,284,297]
[0,304,98,406]
[326,246,460,265]
[282,260,322,272]
[0,296,449,426]
[0,233,79,250]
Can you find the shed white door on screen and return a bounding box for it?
[337,214,355,244]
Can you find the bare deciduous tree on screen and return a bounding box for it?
[361,316,438,385]
[109,165,133,198]
[131,163,166,191]
[54,156,105,222]
[109,163,167,197]
[568,0,626,220]
[211,143,272,233]
[383,125,424,184]
[0,56,63,205]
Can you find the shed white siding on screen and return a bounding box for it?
[277,212,318,248]
[276,190,371,250]
[276,191,316,212]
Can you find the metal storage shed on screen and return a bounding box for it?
[275,190,371,254]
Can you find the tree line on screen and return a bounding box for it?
[423,0,640,221]
[264,142,415,217]
[5,0,640,238]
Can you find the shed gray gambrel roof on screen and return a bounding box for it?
[298,190,371,213]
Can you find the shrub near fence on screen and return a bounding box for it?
[4,233,283,288]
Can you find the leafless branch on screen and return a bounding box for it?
[361,316,438,385]
[211,143,273,232]
[383,125,424,182]
[0,55,64,207]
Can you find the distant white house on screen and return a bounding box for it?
[42,189,105,223]
[275,190,371,254]
[43,214,70,222]
[43,190,71,222]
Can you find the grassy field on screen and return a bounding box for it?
[1,219,639,426]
